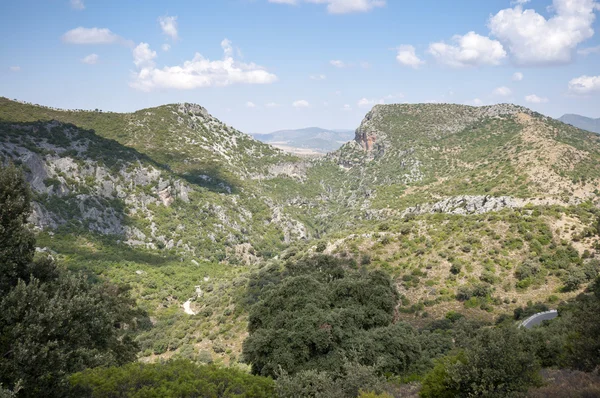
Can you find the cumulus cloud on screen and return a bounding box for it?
[62,27,127,45]
[81,53,99,64]
[428,31,506,67]
[568,75,600,94]
[133,43,157,68]
[512,72,524,81]
[246,101,257,108]
[266,102,280,108]
[310,74,327,80]
[525,94,549,103]
[158,15,178,41]
[489,0,598,65]
[9,66,20,72]
[396,45,424,68]
[493,86,512,96]
[342,104,352,111]
[292,100,310,108]
[70,0,84,10]
[330,60,346,68]
[162,44,171,52]
[357,97,384,107]
[130,39,278,91]
[269,0,385,14]
[578,45,600,55]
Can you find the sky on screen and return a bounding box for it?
[1,0,600,134]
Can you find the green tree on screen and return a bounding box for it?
[420,327,541,398]
[0,164,35,294]
[0,164,142,397]
[242,256,417,379]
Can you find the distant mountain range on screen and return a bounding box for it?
[252,127,354,155]
[559,114,600,134]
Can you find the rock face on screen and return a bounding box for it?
[403,195,520,216]
[353,106,388,157]
[0,103,310,261]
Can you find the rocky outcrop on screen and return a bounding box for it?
[403,195,520,216]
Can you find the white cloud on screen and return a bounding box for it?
[489,0,598,65]
[162,44,171,52]
[359,61,371,69]
[428,31,506,67]
[512,72,524,81]
[62,27,124,45]
[396,45,424,68]
[342,104,352,111]
[472,98,484,106]
[568,75,600,94]
[357,97,384,107]
[269,0,385,14]
[292,100,310,108]
[81,53,99,64]
[158,15,178,41]
[330,60,346,68]
[130,39,277,91]
[133,43,157,68]
[493,86,512,96]
[310,74,327,80]
[246,101,257,108]
[265,102,280,108]
[9,66,20,72]
[525,94,549,103]
[578,45,600,55]
[70,0,84,10]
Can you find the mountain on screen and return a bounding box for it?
[559,113,600,134]
[252,127,354,155]
[2,98,600,366]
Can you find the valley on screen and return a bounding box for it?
[2,97,600,395]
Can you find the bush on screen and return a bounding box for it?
[421,327,541,397]
[70,359,275,397]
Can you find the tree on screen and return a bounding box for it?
[420,327,541,398]
[242,255,417,379]
[0,164,142,397]
[0,163,35,294]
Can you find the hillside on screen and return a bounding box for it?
[2,98,600,366]
[559,113,600,134]
[252,127,354,155]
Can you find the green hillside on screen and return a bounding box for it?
[2,97,600,381]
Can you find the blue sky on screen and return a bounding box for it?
[1,0,599,133]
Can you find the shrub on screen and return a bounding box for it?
[70,360,275,397]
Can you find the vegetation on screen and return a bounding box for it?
[0,165,141,397]
[69,360,275,398]
[3,98,600,396]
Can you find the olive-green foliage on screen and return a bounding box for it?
[0,275,140,397]
[275,362,386,398]
[0,163,35,294]
[243,255,424,378]
[0,165,141,397]
[70,359,275,398]
[530,277,600,372]
[421,327,541,398]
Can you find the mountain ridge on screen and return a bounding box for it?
[3,97,600,364]
[559,113,600,134]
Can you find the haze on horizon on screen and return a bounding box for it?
[1,0,600,134]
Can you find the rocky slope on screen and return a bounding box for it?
[0,98,309,262]
[3,98,600,361]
